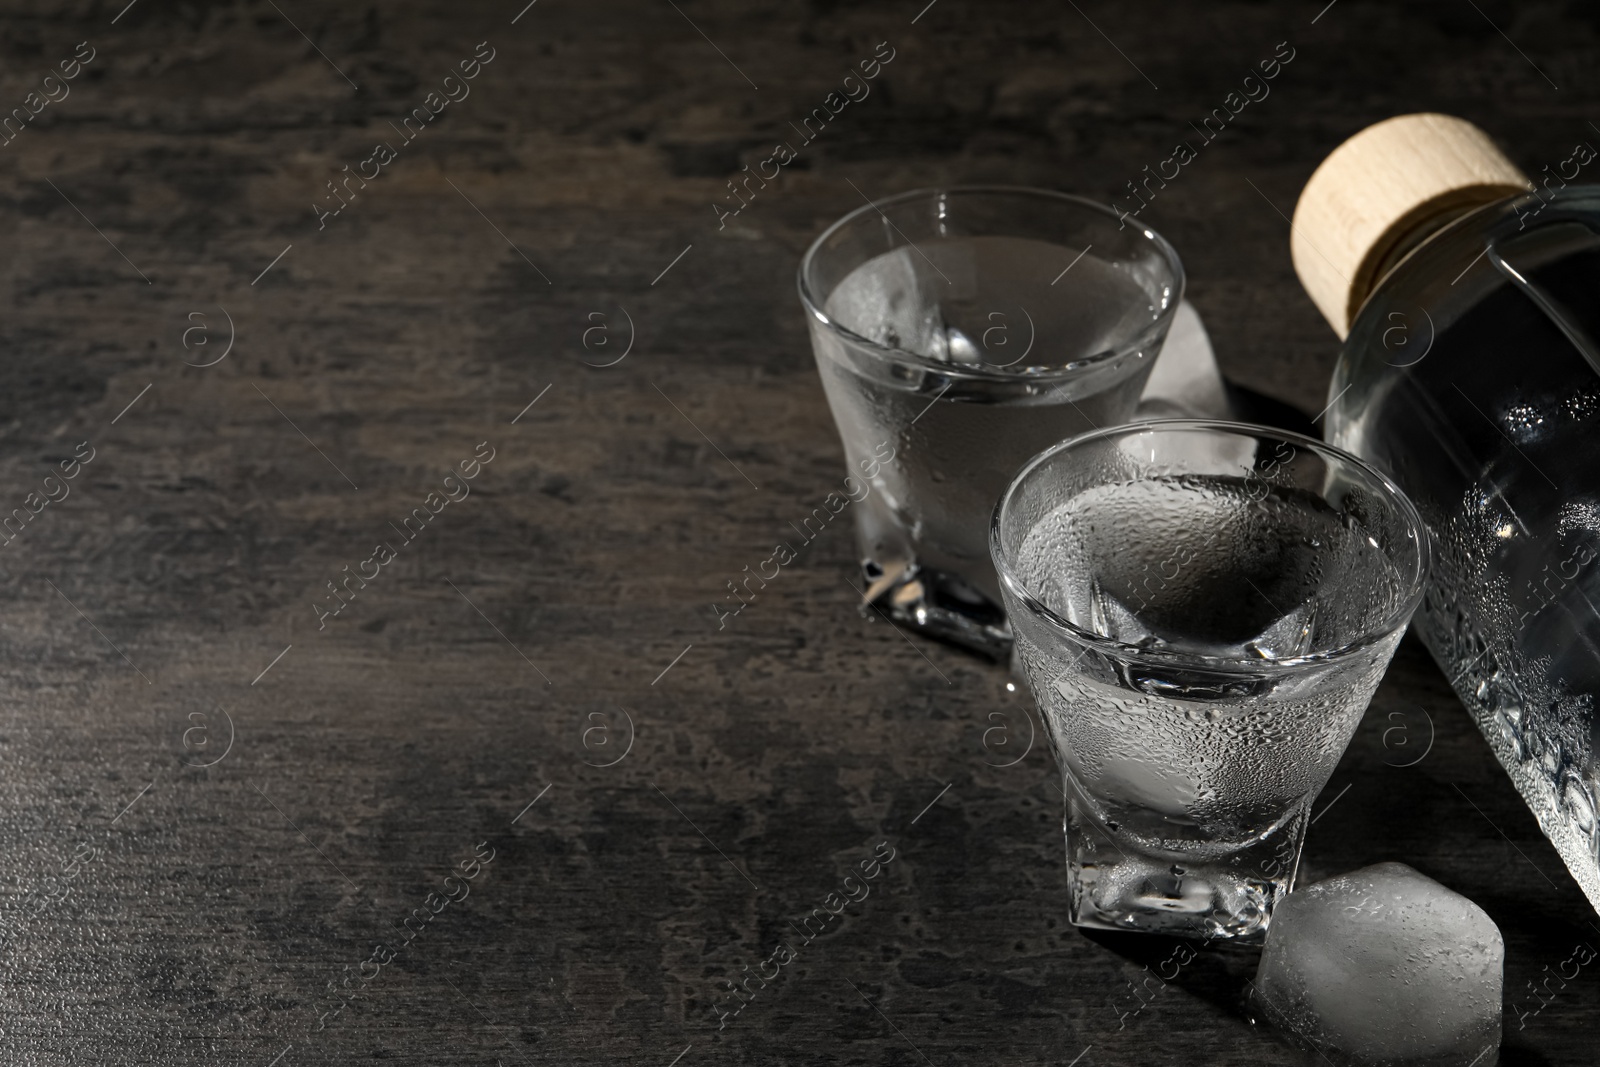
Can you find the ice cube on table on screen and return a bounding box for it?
[1252,862,1503,1067]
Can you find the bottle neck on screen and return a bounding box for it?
[1362,198,1506,308]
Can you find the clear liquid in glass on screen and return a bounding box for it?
[812,235,1165,656]
[1011,474,1408,937]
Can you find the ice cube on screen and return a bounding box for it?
[822,245,946,358]
[1252,862,1503,1066]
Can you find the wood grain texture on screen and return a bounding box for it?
[0,0,1594,1063]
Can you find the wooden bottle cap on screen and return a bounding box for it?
[1290,113,1530,338]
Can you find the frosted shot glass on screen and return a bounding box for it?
[798,187,1184,659]
[991,420,1429,940]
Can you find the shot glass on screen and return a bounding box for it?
[990,420,1429,940]
[798,187,1184,660]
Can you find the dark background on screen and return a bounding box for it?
[0,0,1595,1063]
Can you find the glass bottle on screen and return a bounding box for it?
[1293,113,1600,913]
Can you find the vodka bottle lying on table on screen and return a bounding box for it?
[1294,113,1600,913]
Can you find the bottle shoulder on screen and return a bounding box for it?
[1328,186,1600,457]
[1354,185,1600,343]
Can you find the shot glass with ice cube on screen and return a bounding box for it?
[798,187,1184,659]
[990,421,1430,939]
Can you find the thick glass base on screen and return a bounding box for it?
[860,558,1012,661]
[1062,777,1305,943]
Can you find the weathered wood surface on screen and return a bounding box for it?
[0,0,1595,1063]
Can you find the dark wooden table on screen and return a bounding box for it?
[0,0,1596,1063]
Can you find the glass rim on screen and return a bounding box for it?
[796,185,1187,383]
[989,418,1432,673]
